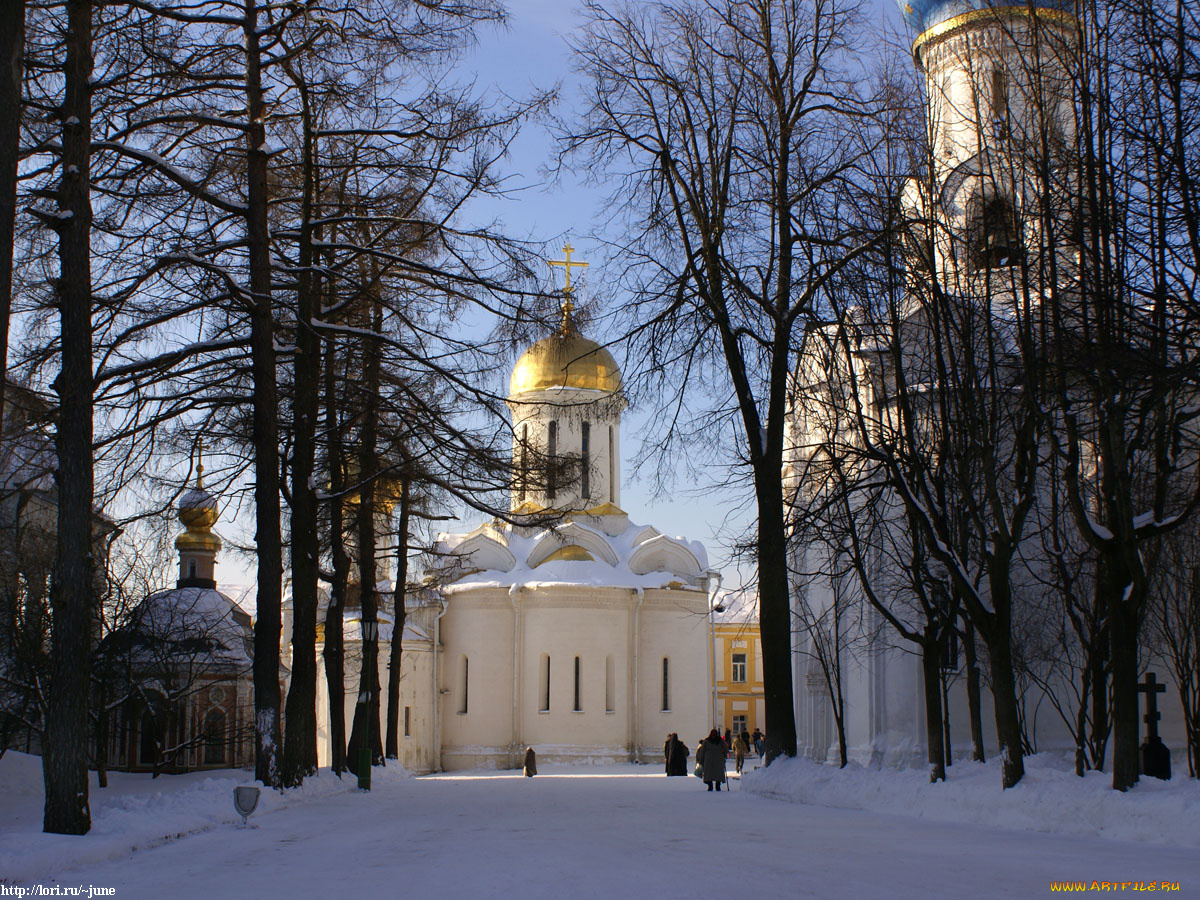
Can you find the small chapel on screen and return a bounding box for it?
[101,460,254,773]
[309,247,718,773]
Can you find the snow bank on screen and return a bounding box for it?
[741,752,1200,847]
[0,752,411,885]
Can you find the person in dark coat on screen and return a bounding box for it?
[697,729,728,791]
[523,746,537,777]
[666,733,690,776]
[752,727,764,757]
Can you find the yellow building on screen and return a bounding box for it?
[711,593,764,742]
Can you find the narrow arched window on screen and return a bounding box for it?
[991,68,1008,139]
[662,657,670,711]
[203,707,226,765]
[138,708,159,767]
[608,426,615,503]
[540,653,551,712]
[459,655,469,715]
[548,421,558,501]
[188,560,197,579]
[573,656,583,711]
[519,423,528,503]
[605,655,614,712]
[581,422,591,500]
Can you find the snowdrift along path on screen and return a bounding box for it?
[5,762,1198,899]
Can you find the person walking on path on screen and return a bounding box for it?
[523,747,537,777]
[733,732,748,775]
[666,733,690,776]
[697,729,728,791]
[752,728,764,757]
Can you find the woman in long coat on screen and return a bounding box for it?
[523,746,537,777]
[667,734,689,776]
[696,729,727,791]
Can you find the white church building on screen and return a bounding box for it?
[785,0,1188,770]
[309,259,718,773]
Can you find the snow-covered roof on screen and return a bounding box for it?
[103,586,253,670]
[430,514,713,593]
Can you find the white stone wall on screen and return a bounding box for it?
[313,631,438,774]
[437,584,710,769]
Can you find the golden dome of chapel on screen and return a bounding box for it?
[175,463,222,556]
[509,307,622,396]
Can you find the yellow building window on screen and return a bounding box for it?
[731,653,747,683]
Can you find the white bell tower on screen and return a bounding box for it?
[900,0,1078,290]
[507,245,626,514]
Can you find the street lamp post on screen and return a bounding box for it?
[708,581,725,732]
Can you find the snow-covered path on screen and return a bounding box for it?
[29,766,1200,899]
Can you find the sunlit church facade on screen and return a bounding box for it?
[298,259,717,773]
[785,0,1187,766]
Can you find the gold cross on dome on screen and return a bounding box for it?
[548,242,588,293]
[195,438,205,488]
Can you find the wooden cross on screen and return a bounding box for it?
[1138,671,1166,740]
[548,242,589,293]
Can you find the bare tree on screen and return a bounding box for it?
[562,0,880,762]
[35,0,96,835]
[1046,0,1200,791]
[789,545,860,769]
[0,1,24,429]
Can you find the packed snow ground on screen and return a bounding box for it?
[2,751,1198,898]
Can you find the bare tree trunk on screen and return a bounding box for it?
[921,636,946,783]
[986,598,1025,789]
[0,0,24,429]
[281,72,320,787]
[940,667,952,768]
[347,300,383,773]
[322,336,349,775]
[833,690,847,769]
[385,472,410,759]
[94,679,108,789]
[244,0,282,788]
[1081,558,1112,771]
[1107,570,1140,791]
[757,486,797,763]
[1075,661,1091,777]
[43,0,93,835]
[963,618,985,763]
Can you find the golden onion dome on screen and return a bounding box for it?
[513,248,621,394]
[178,488,218,529]
[176,463,222,553]
[510,332,622,395]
